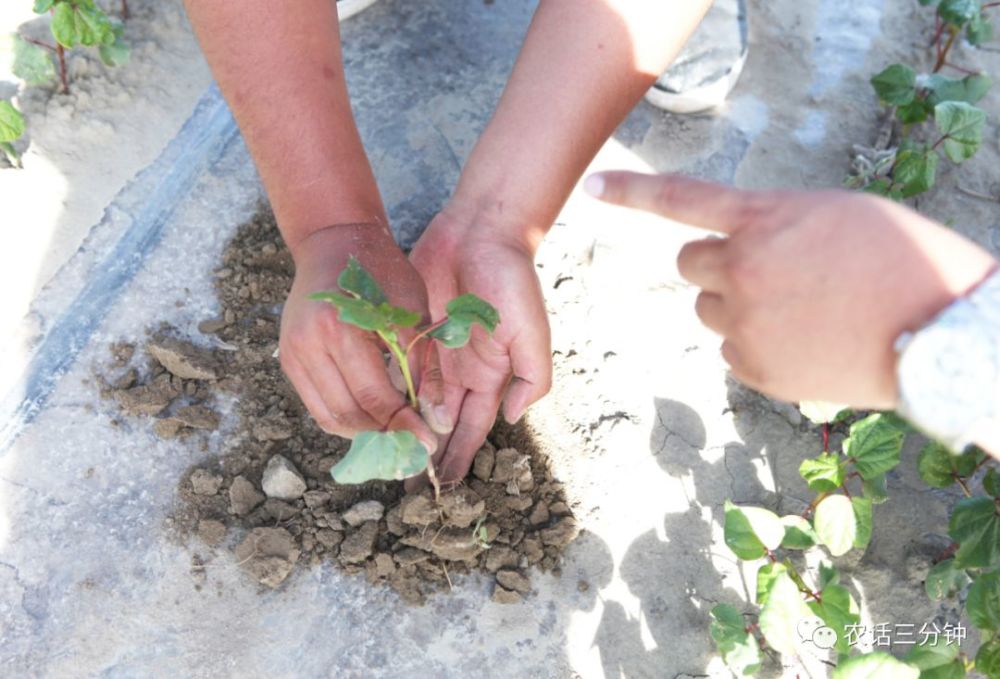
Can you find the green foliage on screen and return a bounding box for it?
[934,101,986,163]
[800,452,845,492]
[814,494,860,556]
[893,146,938,198]
[709,604,762,675]
[844,414,903,479]
[967,570,1000,631]
[807,582,861,657]
[312,258,499,485]
[330,430,429,483]
[985,468,1000,498]
[948,496,1000,568]
[723,501,783,560]
[938,0,981,27]
[904,641,965,679]
[925,558,971,599]
[428,293,501,348]
[0,101,25,167]
[779,515,818,549]
[871,64,917,105]
[12,36,56,85]
[831,653,919,679]
[51,0,116,49]
[757,572,813,656]
[978,637,1000,678]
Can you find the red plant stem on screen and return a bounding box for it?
[930,17,945,48]
[932,134,948,151]
[405,318,448,356]
[934,541,960,564]
[942,61,980,76]
[822,423,829,452]
[121,0,129,20]
[934,29,958,72]
[22,36,56,52]
[983,2,1000,9]
[955,476,973,498]
[56,43,68,94]
[801,491,831,519]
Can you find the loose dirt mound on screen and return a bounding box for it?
[100,209,578,605]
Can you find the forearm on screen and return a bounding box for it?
[184,0,385,259]
[448,0,713,250]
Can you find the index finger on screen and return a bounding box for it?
[584,171,766,235]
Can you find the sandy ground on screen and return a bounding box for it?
[1,0,999,676]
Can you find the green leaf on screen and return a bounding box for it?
[0,101,26,144]
[73,5,113,47]
[800,452,846,492]
[330,430,429,483]
[984,468,1000,498]
[967,12,994,45]
[845,414,904,480]
[309,291,387,331]
[12,35,57,85]
[872,64,918,105]
[863,473,890,504]
[758,572,814,656]
[780,515,819,550]
[921,0,942,6]
[832,652,920,679]
[819,561,840,589]
[50,2,78,47]
[905,640,964,679]
[815,494,857,557]
[756,562,787,605]
[925,74,992,106]
[852,497,874,549]
[919,441,960,488]
[938,0,981,26]
[0,141,21,168]
[968,571,1000,631]
[934,101,986,164]
[378,302,421,329]
[338,256,388,306]
[33,0,55,13]
[709,604,762,676]
[948,496,1000,568]
[800,400,848,424]
[428,293,500,349]
[954,447,984,477]
[898,99,933,125]
[894,147,938,198]
[807,583,860,657]
[98,23,129,67]
[925,558,971,600]
[723,501,784,560]
[976,637,1000,678]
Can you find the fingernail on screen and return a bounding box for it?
[583,174,605,198]
[419,398,453,435]
[505,405,526,425]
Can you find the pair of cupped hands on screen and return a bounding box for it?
[280,173,996,488]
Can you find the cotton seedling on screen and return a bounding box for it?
[310,257,499,493]
[0,101,26,167]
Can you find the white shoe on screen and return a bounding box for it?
[337,0,380,21]
[645,0,749,114]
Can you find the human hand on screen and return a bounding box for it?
[279,224,446,455]
[587,172,997,408]
[407,210,552,487]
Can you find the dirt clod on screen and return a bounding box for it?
[496,569,532,594]
[190,469,223,496]
[229,475,265,516]
[491,586,523,604]
[342,500,385,526]
[147,336,220,381]
[261,454,307,500]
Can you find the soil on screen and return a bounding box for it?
[99,208,579,605]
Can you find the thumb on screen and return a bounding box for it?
[415,341,453,435]
[502,325,553,425]
[584,171,763,235]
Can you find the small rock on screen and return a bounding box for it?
[577,580,590,593]
[384,506,405,536]
[229,475,265,515]
[339,522,378,564]
[399,493,439,526]
[113,368,138,390]
[190,469,223,496]
[197,519,227,546]
[343,500,385,527]
[147,337,219,380]
[252,419,293,441]
[198,318,228,335]
[521,537,544,564]
[540,517,579,547]
[153,418,185,439]
[484,546,520,572]
[393,548,431,566]
[262,498,300,521]
[528,502,550,526]
[439,488,485,528]
[373,553,396,578]
[504,495,533,512]
[549,502,570,515]
[491,586,522,604]
[302,490,331,510]
[316,529,344,549]
[234,527,300,588]
[496,570,532,594]
[472,445,495,482]
[114,382,176,416]
[174,405,220,430]
[492,448,527,483]
[401,528,482,562]
[261,455,307,500]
